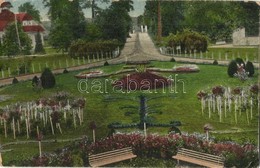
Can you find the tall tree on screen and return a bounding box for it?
[2,23,32,56]
[96,0,133,43]
[183,1,259,41]
[144,1,185,37]
[34,32,45,54]
[83,0,109,19]
[43,0,86,52]
[18,2,41,22]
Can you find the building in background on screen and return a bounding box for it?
[0,1,45,50]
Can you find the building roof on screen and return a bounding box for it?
[0,6,44,32]
[0,9,14,21]
[0,2,13,9]
[23,25,44,32]
[16,13,33,22]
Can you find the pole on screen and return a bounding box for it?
[157,0,162,42]
[14,14,21,52]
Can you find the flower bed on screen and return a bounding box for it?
[14,133,258,167]
[74,70,103,79]
[113,72,171,90]
[0,92,86,139]
[147,64,200,73]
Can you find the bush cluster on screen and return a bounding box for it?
[227,58,254,77]
[40,68,56,89]
[165,29,208,53]
[69,40,121,58]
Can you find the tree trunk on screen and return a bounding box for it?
[157,0,162,42]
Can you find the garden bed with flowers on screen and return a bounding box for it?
[0,92,86,139]
[147,64,200,73]
[10,133,259,167]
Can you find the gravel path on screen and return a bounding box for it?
[0,32,258,87]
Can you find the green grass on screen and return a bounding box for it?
[0,61,258,163]
[2,142,71,165]
[0,53,107,79]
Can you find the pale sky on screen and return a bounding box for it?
[1,0,146,21]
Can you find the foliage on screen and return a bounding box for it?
[144,1,185,36]
[34,32,45,54]
[245,61,254,77]
[144,1,259,41]
[84,23,103,41]
[69,39,121,58]
[2,23,32,56]
[227,60,238,77]
[165,29,208,52]
[95,0,133,43]
[170,58,176,62]
[18,2,41,22]
[235,58,245,67]
[40,68,56,89]
[32,76,39,87]
[63,68,69,74]
[17,60,31,75]
[183,2,259,41]
[12,77,19,84]
[213,60,218,65]
[44,0,86,52]
[104,61,109,66]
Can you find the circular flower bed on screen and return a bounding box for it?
[75,70,103,79]
[113,72,171,90]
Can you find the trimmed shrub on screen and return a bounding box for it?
[63,68,69,74]
[235,58,245,67]
[245,61,254,77]
[104,61,109,66]
[228,60,238,77]
[170,58,176,62]
[32,76,39,87]
[40,68,56,89]
[12,77,19,84]
[213,60,218,65]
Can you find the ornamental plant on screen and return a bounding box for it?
[40,68,56,89]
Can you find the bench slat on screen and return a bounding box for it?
[89,147,136,167]
[175,153,224,165]
[179,148,223,160]
[90,151,133,160]
[173,154,223,168]
[178,151,223,163]
[173,148,224,168]
[91,154,136,167]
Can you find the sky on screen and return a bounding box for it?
[0,0,146,21]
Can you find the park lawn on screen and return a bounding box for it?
[207,47,259,62]
[0,61,258,163]
[0,53,100,79]
[2,141,71,165]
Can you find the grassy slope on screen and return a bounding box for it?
[0,61,258,163]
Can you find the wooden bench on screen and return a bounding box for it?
[89,147,137,167]
[173,148,224,168]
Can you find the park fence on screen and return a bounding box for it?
[0,47,120,79]
[159,47,259,63]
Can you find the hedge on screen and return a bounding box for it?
[69,39,121,59]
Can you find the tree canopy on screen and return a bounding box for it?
[95,0,133,43]
[144,1,259,42]
[1,23,32,56]
[18,2,41,22]
[43,0,86,52]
